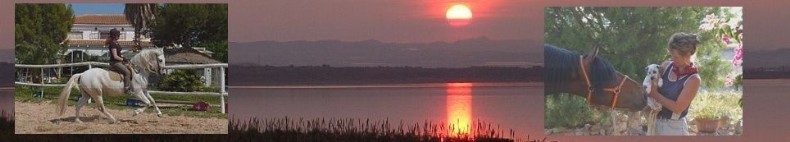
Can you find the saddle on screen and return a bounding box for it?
[108,63,136,81]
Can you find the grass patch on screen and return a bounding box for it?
[14,86,227,119]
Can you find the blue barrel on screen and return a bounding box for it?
[126,99,142,107]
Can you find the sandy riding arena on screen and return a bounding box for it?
[14,102,228,134]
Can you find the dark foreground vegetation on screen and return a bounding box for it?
[1,111,13,139]
[229,117,514,142]
[1,113,559,142]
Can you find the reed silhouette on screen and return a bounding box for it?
[0,112,563,141]
[1,111,13,139]
[229,116,516,142]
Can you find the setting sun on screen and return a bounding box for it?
[446,4,473,27]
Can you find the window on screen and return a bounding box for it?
[100,32,109,39]
[90,31,99,39]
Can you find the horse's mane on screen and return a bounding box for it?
[544,44,617,95]
[130,48,164,73]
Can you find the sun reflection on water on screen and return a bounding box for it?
[446,83,472,137]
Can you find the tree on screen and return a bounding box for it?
[150,4,227,50]
[204,41,228,63]
[124,3,158,51]
[544,7,729,89]
[15,4,73,83]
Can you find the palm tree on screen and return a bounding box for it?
[124,4,158,51]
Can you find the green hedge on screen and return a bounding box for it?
[544,94,606,128]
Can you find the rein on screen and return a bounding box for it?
[122,59,140,74]
[579,55,629,108]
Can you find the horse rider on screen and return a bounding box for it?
[107,28,132,94]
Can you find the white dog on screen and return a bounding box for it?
[643,64,663,92]
[642,64,663,135]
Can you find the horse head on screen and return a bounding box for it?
[545,44,647,110]
[580,46,646,110]
[131,48,166,76]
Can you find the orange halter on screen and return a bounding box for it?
[579,55,629,108]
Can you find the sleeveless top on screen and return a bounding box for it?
[657,62,696,119]
[108,41,122,62]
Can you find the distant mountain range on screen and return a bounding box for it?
[230,65,543,86]
[230,37,542,68]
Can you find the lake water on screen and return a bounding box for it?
[229,82,544,137]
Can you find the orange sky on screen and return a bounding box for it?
[226,0,533,43]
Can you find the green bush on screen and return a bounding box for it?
[158,70,205,92]
[689,91,742,123]
[545,94,606,128]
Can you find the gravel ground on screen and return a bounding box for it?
[14,102,228,134]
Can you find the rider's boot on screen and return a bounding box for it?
[124,82,132,95]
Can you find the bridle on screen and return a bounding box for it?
[579,55,629,108]
[153,55,162,75]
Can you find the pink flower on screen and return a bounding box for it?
[722,35,731,44]
[732,43,744,66]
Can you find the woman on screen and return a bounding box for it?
[649,32,701,135]
[107,28,131,94]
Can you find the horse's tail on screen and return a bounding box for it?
[58,73,82,116]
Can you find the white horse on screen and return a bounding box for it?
[57,48,166,123]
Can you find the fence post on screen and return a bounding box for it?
[70,53,74,75]
[219,67,226,114]
[40,68,44,98]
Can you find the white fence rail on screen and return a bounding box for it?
[14,62,228,114]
